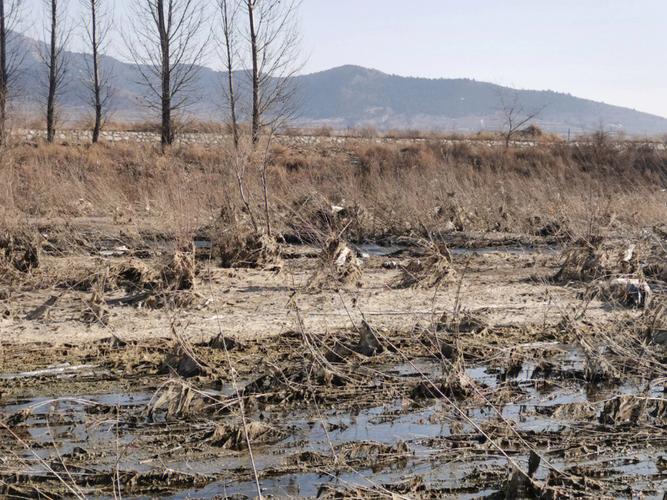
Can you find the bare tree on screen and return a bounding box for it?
[247,0,303,235]
[0,0,24,144]
[499,91,545,148]
[243,0,302,144]
[125,0,208,149]
[40,0,70,143]
[217,0,240,149]
[214,0,302,237]
[80,0,112,143]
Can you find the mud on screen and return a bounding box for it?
[0,224,666,498]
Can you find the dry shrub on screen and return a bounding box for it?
[553,237,639,283]
[0,227,40,276]
[217,231,282,271]
[393,241,456,289]
[308,236,363,289]
[595,277,651,308]
[285,194,368,243]
[83,250,198,309]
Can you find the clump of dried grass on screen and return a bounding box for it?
[146,380,207,420]
[553,237,640,283]
[206,421,283,450]
[0,228,40,276]
[410,360,475,401]
[80,289,109,326]
[106,250,197,308]
[217,231,282,271]
[285,194,368,243]
[4,139,667,245]
[392,241,456,289]
[599,395,666,426]
[308,236,363,289]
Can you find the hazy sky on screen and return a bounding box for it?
[22,0,667,117]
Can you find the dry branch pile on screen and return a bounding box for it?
[308,236,363,289]
[217,232,282,271]
[207,421,283,450]
[392,241,456,289]
[96,251,198,309]
[553,237,639,283]
[554,237,653,308]
[0,229,40,278]
[286,195,368,243]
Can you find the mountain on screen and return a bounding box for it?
[8,33,667,136]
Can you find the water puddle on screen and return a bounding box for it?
[1,341,662,498]
[357,243,407,257]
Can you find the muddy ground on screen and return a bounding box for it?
[0,221,666,498]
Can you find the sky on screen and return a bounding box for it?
[20,0,667,117]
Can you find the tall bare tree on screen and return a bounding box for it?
[81,0,112,143]
[243,0,302,144]
[499,91,545,148]
[214,0,301,236]
[40,0,70,143]
[0,0,23,144]
[217,0,240,149]
[126,0,208,149]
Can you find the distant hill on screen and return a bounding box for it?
[8,33,667,136]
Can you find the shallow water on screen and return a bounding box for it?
[1,342,664,498]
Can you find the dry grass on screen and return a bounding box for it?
[1,136,667,244]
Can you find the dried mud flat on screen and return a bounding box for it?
[1,223,666,498]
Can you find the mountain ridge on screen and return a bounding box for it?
[7,33,667,136]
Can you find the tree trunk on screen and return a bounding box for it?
[91,0,101,144]
[247,0,260,144]
[157,0,171,148]
[220,0,239,149]
[46,0,58,143]
[0,0,7,145]
[225,41,238,149]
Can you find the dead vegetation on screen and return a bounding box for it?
[2,137,667,243]
[553,237,640,283]
[217,231,282,270]
[308,236,363,289]
[0,228,40,277]
[1,308,663,498]
[1,137,667,498]
[392,240,456,289]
